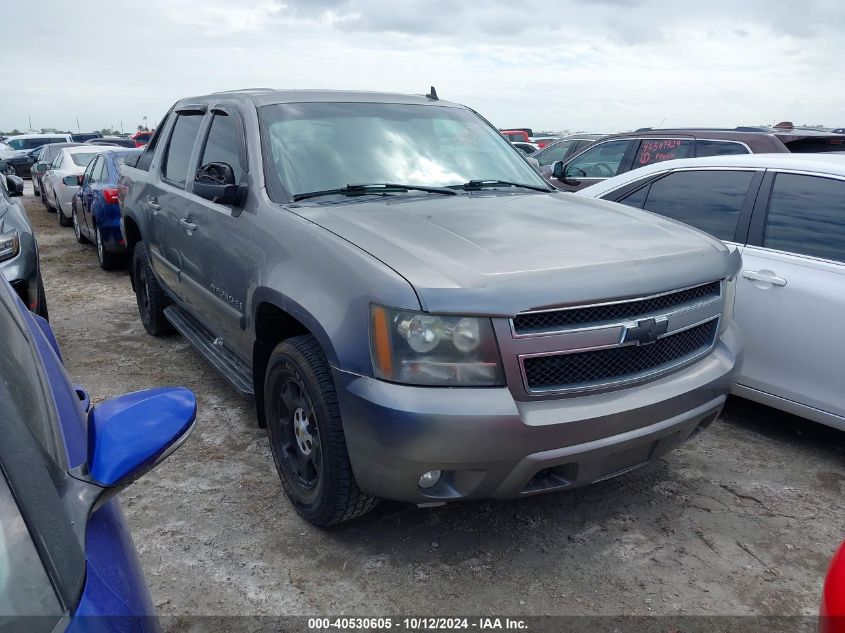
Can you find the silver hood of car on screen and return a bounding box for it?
[292,191,740,315]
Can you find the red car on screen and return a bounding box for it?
[822,541,845,633]
[130,130,153,147]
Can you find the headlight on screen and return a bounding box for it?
[370,304,505,386]
[720,275,736,333]
[0,229,20,262]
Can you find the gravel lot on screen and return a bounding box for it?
[22,184,845,619]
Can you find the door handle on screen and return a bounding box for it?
[148,197,161,210]
[742,270,787,287]
[180,218,198,232]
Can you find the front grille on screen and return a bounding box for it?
[522,318,718,391]
[513,281,720,335]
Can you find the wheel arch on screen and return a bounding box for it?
[251,290,340,429]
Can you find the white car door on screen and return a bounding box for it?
[735,171,845,427]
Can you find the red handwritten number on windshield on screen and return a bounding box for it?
[639,140,682,165]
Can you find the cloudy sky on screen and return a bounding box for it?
[2,0,843,134]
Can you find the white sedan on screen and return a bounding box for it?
[42,146,102,226]
[578,153,845,431]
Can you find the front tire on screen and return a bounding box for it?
[265,335,378,526]
[132,241,173,335]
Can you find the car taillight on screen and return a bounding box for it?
[103,188,120,204]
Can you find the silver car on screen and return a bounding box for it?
[41,146,102,226]
[579,153,845,431]
[0,173,47,318]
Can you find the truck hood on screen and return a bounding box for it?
[291,191,740,315]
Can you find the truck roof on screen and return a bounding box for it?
[190,88,465,108]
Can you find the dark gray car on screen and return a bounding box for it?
[0,173,47,318]
[119,89,742,525]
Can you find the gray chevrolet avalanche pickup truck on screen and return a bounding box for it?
[119,89,743,525]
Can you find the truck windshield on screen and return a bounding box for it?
[260,102,547,200]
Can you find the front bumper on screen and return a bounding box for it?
[335,322,742,504]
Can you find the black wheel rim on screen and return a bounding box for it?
[273,377,321,490]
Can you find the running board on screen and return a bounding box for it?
[163,305,254,396]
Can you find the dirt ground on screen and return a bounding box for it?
[22,184,845,618]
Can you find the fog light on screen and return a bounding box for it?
[418,470,442,489]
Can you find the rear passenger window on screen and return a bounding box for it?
[199,113,245,183]
[764,173,845,263]
[696,140,750,157]
[616,184,649,209]
[162,114,203,186]
[135,110,174,172]
[635,139,693,167]
[640,170,755,242]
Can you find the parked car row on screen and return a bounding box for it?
[544,126,845,190]
[0,131,151,178]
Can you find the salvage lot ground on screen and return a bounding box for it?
[22,184,845,618]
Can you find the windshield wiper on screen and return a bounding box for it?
[292,183,458,202]
[455,179,551,192]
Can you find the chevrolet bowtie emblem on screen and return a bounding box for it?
[621,317,669,346]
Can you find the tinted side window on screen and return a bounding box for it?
[535,140,575,166]
[641,170,755,241]
[91,156,107,183]
[0,303,58,460]
[199,113,245,183]
[635,139,693,167]
[566,140,633,179]
[162,114,203,186]
[82,157,98,185]
[616,183,650,209]
[135,110,172,172]
[764,173,845,263]
[696,140,750,157]
[0,473,63,623]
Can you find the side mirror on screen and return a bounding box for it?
[63,174,83,186]
[6,175,24,197]
[86,387,197,488]
[35,162,49,172]
[552,160,580,185]
[193,162,246,207]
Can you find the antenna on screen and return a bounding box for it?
[426,86,439,101]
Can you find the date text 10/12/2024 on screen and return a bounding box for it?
[308,617,529,631]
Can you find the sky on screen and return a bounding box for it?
[2,0,844,134]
